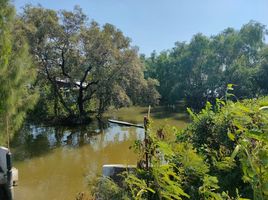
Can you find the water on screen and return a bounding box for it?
[11,106,188,200]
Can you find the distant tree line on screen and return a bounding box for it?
[144,21,268,110]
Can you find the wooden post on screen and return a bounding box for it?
[144,116,149,170]
[144,106,151,170]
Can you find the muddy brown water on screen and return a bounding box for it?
[11,106,188,200]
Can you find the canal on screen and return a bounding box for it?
[11,106,188,200]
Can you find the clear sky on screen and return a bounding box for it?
[13,0,268,56]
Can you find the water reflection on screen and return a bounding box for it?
[11,120,128,160]
[11,106,188,200]
[11,120,144,200]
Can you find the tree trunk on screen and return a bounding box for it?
[44,63,74,117]
[78,87,85,117]
[97,98,104,119]
[53,84,73,116]
[53,87,59,117]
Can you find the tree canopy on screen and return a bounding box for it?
[145,21,268,109]
[19,5,159,123]
[0,0,37,144]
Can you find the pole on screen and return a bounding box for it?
[144,116,148,170]
[144,105,151,170]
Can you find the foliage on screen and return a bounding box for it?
[257,46,268,94]
[124,173,155,200]
[145,21,267,109]
[0,0,37,144]
[90,176,130,200]
[18,5,159,122]
[89,94,268,200]
[182,94,268,199]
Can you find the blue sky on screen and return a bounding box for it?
[13,0,268,56]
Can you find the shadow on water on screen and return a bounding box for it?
[10,106,188,162]
[10,119,110,162]
[11,106,188,200]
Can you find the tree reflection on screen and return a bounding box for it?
[11,119,141,161]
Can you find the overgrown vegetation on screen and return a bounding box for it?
[144,22,268,110]
[88,92,268,200]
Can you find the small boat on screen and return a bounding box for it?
[108,119,144,128]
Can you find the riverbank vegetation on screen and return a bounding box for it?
[0,1,160,144]
[19,5,159,124]
[2,0,268,128]
[1,0,268,199]
[87,93,268,200]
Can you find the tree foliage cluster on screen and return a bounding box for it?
[144,21,268,109]
[0,1,159,142]
[88,94,268,200]
[18,5,159,123]
[0,0,37,144]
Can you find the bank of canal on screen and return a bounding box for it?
[11,106,188,200]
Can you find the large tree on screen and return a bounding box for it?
[0,0,37,145]
[20,5,159,122]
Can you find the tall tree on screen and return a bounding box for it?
[0,0,37,145]
[19,6,159,122]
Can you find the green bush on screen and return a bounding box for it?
[89,96,268,200]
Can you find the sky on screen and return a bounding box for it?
[13,0,268,56]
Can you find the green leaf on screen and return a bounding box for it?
[227,131,235,141]
[231,145,240,160]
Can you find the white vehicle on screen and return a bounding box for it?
[0,147,18,200]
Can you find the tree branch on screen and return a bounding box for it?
[80,65,92,86]
[59,49,71,78]
[42,56,74,116]
[85,80,99,90]
[82,89,97,103]
[58,48,80,87]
